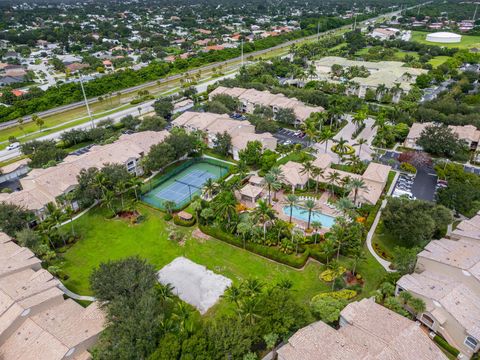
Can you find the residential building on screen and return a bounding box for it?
[0,232,104,360]
[0,131,168,218]
[172,111,276,159]
[231,132,277,160]
[451,212,480,243]
[277,298,447,360]
[404,122,480,150]
[208,86,324,124]
[0,158,29,186]
[279,154,391,206]
[396,233,480,358]
[313,56,427,103]
[370,27,399,40]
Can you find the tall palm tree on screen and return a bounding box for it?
[300,160,314,190]
[252,200,276,241]
[202,178,217,199]
[237,218,253,249]
[319,128,334,153]
[302,199,319,230]
[65,205,76,237]
[291,227,304,255]
[335,197,355,217]
[307,63,316,80]
[285,194,298,223]
[223,284,242,308]
[127,177,143,200]
[326,171,341,196]
[328,259,342,291]
[311,166,325,194]
[352,108,367,132]
[322,238,336,265]
[264,173,277,205]
[350,178,368,204]
[346,155,364,174]
[163,200,176,215]
[354,138,368,158]
[311,221,322,243]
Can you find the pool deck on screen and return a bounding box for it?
[272,191,340,233]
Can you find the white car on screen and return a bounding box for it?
[6,142,20,151]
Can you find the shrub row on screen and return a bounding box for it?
[199,224,309,268]
[433,336,460,357]
[173,215,196,227]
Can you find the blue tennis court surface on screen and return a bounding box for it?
[142,160,229,210]
[154,169,216,203]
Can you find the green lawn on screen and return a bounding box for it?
[371,222,398,261]
[428,56,451,68]
[412,31,480,49]
[59,203,385,316]
[59,204,329,312]
[277,151,315,165]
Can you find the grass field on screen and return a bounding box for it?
[59,204,385,315]
[428,56,451,68]
[371,222,398,261]
[411,31,480,49]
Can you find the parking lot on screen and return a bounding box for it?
[392,169,438,202]
[274,128,309,147]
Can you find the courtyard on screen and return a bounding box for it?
[58,204,386,314]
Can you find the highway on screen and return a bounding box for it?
[0,5,424,163]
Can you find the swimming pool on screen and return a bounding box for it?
[282,205,336,228]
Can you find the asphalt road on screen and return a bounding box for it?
[0,6,414,130]
[0,73,235,163]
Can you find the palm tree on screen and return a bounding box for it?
[350,178,368,204]
[300,161,314,190]
[350,247,365,275]
[264,173,277,205]
[214,191,238,225]
[252,200,276,241]
[326,171,341,196]
[243,278,264,297]
[376,83,388,100]
[202,178,217,199]
[127,177,143,200]
[311,220,322,243]
[163,200,175,215]
[223,284,242,308]
[158,283,175,304]
[354,138,368,158]
[311,166,325,194]
[328,259,342,291]
[333,137,350,156]
[235,160,249,179]
[285,194,298,223]
[335,197,354,217]
[191,197,203,220]
[302,199,319,230]
[352,108,367,132]
[65,205,75,237]
[322,238,336,265]
[291,227,303,255]
[307,63,316,80]
[237,218,253,249]
[346,155,364,174]
[319,128,334,153]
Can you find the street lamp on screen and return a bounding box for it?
[79,74,95,128]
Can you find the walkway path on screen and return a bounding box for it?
[365,171,399,273]
[58,283,95,302]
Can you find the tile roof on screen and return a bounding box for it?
[418,238,480,282]
[0,131,168,211]
[277,298,447,360]
[210,86,324,121]
[451,211,480,242]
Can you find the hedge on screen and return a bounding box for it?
[199,224,309,268]
[307,245,328,263]
[173,215,196,227]
[433,335,460,357]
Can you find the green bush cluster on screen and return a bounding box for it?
[433,336,460,357]
[164,213,173,221]
[199,224,309,268]
[400,162,417,174]
[312,289,357,301]
[173,215,196,227]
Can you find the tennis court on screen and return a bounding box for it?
[142,159,229,210]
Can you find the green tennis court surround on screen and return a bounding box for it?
[142,158,230,211]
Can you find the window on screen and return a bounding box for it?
[421,314,435,329]
[465,336,478,351]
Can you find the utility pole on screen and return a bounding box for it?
[353,13,358,30]
[473,3,479,21]
[241,39,244,67]
[79,75,94,128]
[317,20,320,41]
